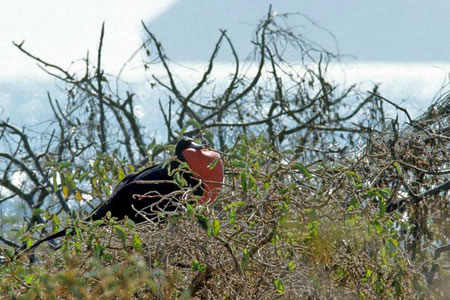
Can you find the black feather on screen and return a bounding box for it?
[16,137,203,258]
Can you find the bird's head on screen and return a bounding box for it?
[175,137,224,204]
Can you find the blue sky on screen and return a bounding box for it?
[1,0,449,123]
[1,1,449,75]
[148,0,450,63]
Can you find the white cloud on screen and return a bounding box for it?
[0,171,27,197]
[11,171,27,187]
[328,62,450,116]
[0,0,176,79]
[133,105,145,119]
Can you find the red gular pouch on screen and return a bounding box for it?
[182,148,224,204]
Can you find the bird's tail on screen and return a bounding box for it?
[14,227,72,259]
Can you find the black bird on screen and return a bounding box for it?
[16,137,224,256]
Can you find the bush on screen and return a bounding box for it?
[1,8,449,299]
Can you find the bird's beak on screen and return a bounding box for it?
[190,141,204,150]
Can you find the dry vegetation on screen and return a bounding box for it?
[1,8,449,299]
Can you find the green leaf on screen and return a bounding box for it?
[186,203,194,217]
[238,142,249,156]
[273,278,285,294]
[147,138,156,150]
[132,233,142,250]
[308,221,318,238]
[52,214,60,233]
[248,173,256,191]
[58,161,72,168]
[232,160,247,168]
[378,196,386,218]
[93,158,100,171]
[366,188,377,197]
[74,241,82,254]
[3,248,13,259]
[287,261,296,272]
[207,158,219,170]
[62,185,70,199]
[75,227,83,241]
[242,248,250,267]
[203,130,215,147]
[390,238,399,247]
[79,171,90,182]
[117,168,125,181]
[253,160,259,171]
[94,243,104,259]
[25,274,35,284]
[152,144,166,159]
[347,197,360,211]
[379,245,388,265]
[34,224,46,231]
[379,188,392,198]
[229,209,236,224]
[174,172,187,187]
[346,170,361,182]
[393,161,402,175]
[279,187,290,195]
[212,219,220,237]
[375,280,384,294]
[196,214,208,231]
[336,267,345,278]
[124,218,136,230]
[372,221,384,234]
[114,225,127,245]
[386,238,398,257]
[192,259,206,272]
[185,119,201,129]
[75,191,82,202]
[224,201,245,210]
[92,220,104,227]
[294,162,311,178]
[32,209,44,216]
[240,172,247,193]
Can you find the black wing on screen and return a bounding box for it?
[16,161,200,258]
[87,162,190,223]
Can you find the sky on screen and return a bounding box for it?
[0,0,176,79]
[1,0,449,121]
[147,0,450,63]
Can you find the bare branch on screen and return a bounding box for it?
[96,22,108,153]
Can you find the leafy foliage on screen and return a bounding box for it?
[1,7,449,299]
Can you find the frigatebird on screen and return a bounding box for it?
[16,137,224,256]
